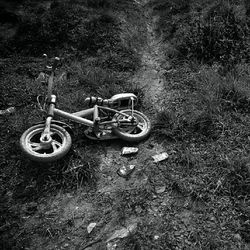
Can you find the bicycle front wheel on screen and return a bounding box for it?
[20,124,72,162]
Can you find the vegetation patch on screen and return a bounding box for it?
[153,0,250,68]
[152,0,250,247]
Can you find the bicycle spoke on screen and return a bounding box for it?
[137,122,145,132]
[51,141,62,152]
[29,142,43,151]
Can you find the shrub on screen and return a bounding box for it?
[9,2,120,55]
[77,14,119,53]
[155,63,250,140]
[174,1,250,66]
[196,65,250,113]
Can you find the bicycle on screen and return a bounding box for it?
[20,56,151,162]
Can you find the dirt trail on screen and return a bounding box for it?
[85,2,171,248]
[96,0,168,194]
[95,0,168,198]
[131,3,167,114]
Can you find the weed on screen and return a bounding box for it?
[122,220,174,250]
[3,2,120,56]
[114,186,152,224]
[156,0,250,68]
[223,159,250,199]
[155,64,250,141]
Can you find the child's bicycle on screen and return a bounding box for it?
[20,56,151,162]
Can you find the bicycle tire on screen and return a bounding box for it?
[20,124,72,162]
[112,110,151,142]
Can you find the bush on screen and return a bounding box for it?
[174,1,250,66]
[155,63,250,140]
[77,14,119,53]
[8,2,120,55]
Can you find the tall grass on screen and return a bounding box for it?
[154,0,249,68]
[155,64,250,140]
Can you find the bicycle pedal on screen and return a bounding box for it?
[84,129,118,140]
[96,132,101,138]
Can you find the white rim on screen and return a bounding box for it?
[25,127,66,157]
[117,111,148,135]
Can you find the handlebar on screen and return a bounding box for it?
[42,54,60,100]
[43,54,60,72]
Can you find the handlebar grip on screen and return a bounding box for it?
[52,57,60,71]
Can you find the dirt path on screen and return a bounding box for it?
[131,2,167,114]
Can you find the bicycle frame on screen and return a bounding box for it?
[40,94,134,142]
[54,103,132,126]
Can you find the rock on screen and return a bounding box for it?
[106,228,129,242]
[152,152,169,163]
[234,233,242,241]
[106,223,137,243]
[135,206,143,214]
[121,147,138,155]
[155,185,166,194]
[154,235,160,240]
[107,242,118,250]
[0,107,15,115]
[117,165,135,178]
[127,223,137,232]
[87,222,97,233]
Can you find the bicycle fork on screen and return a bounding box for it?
[40,95,56,147]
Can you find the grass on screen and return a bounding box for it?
[150,0,250,247]
[155,64,250,141]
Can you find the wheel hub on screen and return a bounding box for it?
[40,134,53,149]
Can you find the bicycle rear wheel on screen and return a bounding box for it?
[112,110,151,142]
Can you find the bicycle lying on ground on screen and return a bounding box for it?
[20,56,151,162]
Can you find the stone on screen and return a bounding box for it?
[121,147,139,155]
[152,152,169,163]
[0,107,15,115]
[87,222,97,233]
[106,223,137,243]
[117,165,135,178]
[106,228,129,242]
[155,185,166,194]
